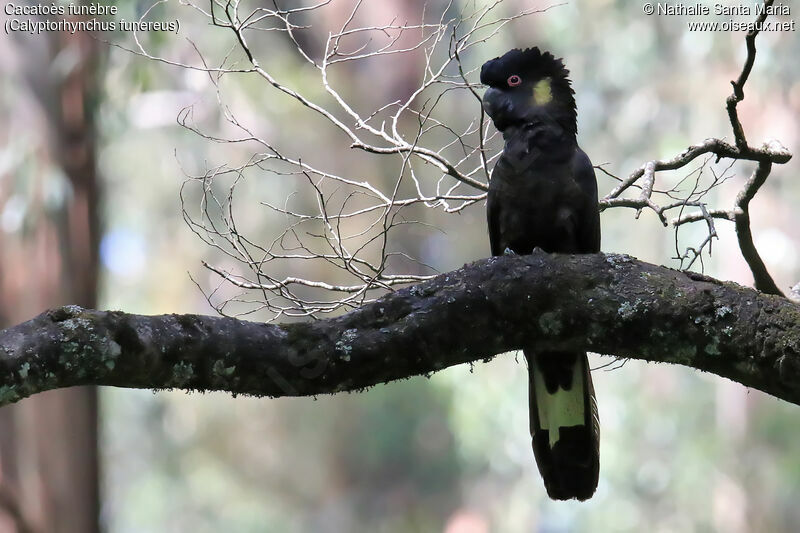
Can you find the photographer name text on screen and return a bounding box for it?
[654,2,789,16]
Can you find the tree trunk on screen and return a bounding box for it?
[0,23,101,533]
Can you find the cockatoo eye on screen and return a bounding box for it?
[507,75,522,87]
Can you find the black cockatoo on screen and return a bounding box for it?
[480,47,601,501]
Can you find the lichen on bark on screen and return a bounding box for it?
[0,253,799,407]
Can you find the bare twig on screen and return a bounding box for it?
[727,0,775,150]
[131,0,792,318]
[601,0,791,287]
[732,161,783,295]
[162,0,544,318]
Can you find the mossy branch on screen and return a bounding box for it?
[1,252,799,407]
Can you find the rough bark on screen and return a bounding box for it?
[1,252,799,407]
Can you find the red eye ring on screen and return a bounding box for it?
[507,74,522,87]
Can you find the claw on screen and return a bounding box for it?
[503,247,517,256]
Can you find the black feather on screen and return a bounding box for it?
[483,47,601,501]
[480,47,577,136]
[480,47,569,88]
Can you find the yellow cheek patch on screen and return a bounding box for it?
[531,78,553,105]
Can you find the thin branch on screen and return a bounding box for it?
[732,161,784,295]
[138,0,793,319]
[600,0,792,286]
[727,0,775,150]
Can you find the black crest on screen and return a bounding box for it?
[480,47,577,135]
[479,47,571,87]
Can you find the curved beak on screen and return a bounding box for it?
[482,87,511,131]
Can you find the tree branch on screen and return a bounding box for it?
[727,0,775,151]
[2,253,799,407]
[602,0,792,284]
[732,161,784,296]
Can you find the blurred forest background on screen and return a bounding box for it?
[1,0,800,532]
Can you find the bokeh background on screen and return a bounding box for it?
[1,1,800,532]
